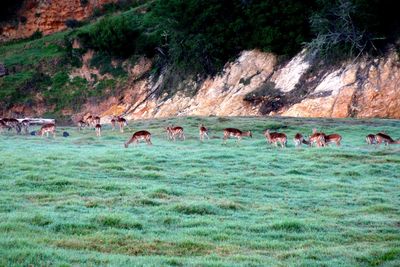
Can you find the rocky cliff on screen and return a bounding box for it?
[72,49,400,122]
[0,0,115,42]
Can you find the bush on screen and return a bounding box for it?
[65,19,82,29]
[79,0,400,78]
[19,16,27,24]
[308,0,400,60]
[78,15,144,57]
[0,0,24,22]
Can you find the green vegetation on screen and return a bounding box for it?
[76,0,400,75]
[0,116,399,266]
[0,0,24,22]
[0,31,122,118]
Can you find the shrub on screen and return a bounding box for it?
[78,15,144,57]
[19,16,27,24]
[65,19,82,29]
[0,0,24,22]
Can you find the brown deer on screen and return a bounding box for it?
[111,117,116,131]
[117,117,128,133]
[166,125,185,141]
[309,128,326,147]
[293,133,310,148]
[77,119,88,131]
[20,119,30,134]
[38,123,56,138]
[365,134,377,145]
[375,132,400,145]
[2,118,21,134]
[95,124,102,137]
[85,115,94,127]
[199,124,209,141]
[324,133,342,146]
[264,129,287,148]
[0,119,10,132]
[94,116,101,125]
[124,130,152,147]
[223,128,252,143]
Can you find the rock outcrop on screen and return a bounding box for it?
[79,49,400,122]
[0,0,115,42]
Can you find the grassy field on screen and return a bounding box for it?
[0,116,399,266]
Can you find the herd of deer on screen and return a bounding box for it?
[1,116,399,148]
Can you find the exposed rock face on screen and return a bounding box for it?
[282,53,400,118]
[0,0,115,42]
[86,51,276,122]
[89,49,400,121]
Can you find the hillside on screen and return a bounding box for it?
[0,0,399,122]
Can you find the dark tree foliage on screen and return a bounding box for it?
[243,0,316,55]
[78,15,142,57]
[78,0,400,75]
[0,0,24,22]
[309,0,400,60]
[149,0,315,74]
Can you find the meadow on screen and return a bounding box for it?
[0,116,399,266]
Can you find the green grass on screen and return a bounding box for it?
[0,116,399,266]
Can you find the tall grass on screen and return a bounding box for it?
[0,116,399,266]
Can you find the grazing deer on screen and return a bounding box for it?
[0,119,10,132]
[124,130,152,147]
[95,124,101,137]
[117,117,128,133]
[199,124,209,141]
[77,119,88,131]
[223,128,252,143]
[85,115,94,127]
[293,133,310,148]
[94,116,101,125]
[264,129,287,148]
[324,133,342,146]
[166,125,185,141]
[2,118,21,134]
[111,117,116,131]
[365,134,377,145]
[38,123,56,138]
[20,119,30,134]
[309,128,326,147]
[375,132,400,145]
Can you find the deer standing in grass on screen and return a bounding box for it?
[0,119,10,132]
[264,129,287,148]
[223,128,252,143]
[124,130,152,147]
[85,116,94,127]
[77,119,88,131]
[2,118,21,134]
[375,132,400,145]
[324,133,342,146]
[293,133,310,148]
[166,125,185,141]
[117,117,128,133]
[111,117,116,131]
[365,134,377,145]
[95,124,102,137]
[38,123,56,138]
[94,116,100,125]
[199,124,209,141]
[20,119,30,134]
[309,128,326,147]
